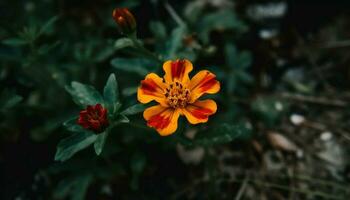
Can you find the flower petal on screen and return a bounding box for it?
[143,105,180,136]
[188,70,220,103]
[163,59,193,84]
[137,73,168,106]
[182,99,217,124]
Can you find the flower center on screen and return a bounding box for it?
[165,81,190,108]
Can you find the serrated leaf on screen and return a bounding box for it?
[194,123,251,146]
[103,73,119,113]
[94,131,109,155]
[121,104,145,116]
[66,81,103,107]
[114,37,134,50]
[55,132,97,162]
[110,57,153,76]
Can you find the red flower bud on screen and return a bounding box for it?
[112,8,136,35]
[77,104,109,133]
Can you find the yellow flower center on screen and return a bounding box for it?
[165,81,190,108]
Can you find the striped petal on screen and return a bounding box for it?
[143,105,180,136]
[137,73,168,106]
[163,59,193,84]
[188,70,220,103]
[182,99,217,124]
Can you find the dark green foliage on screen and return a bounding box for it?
[1,0,349,199]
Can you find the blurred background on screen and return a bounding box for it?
[1,0,350,199]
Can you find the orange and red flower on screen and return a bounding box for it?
[77,104,109,133]
[137,59,220,136]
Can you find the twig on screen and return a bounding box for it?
[321,40,350,49]
[164,1,186,27]
[279,93,347,107]
[235,175,249,200]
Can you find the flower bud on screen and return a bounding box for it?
[112,8,136,35]
[77,104,109,133]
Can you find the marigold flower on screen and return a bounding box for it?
[137,59,220,136]
[112,8,136,35]
[77,103,109,133]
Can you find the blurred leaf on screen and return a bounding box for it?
[38,15,59,36]
[164,26,187,59]
[122,86,138,96]
[149,21,167,40]
[194,123,251,146]
[117,0,140,7]
[251,98,288,127]
[0,89,22,111]
[66,81,104,107]
[94,131,109,155]
[54,174,92,200]
[103,73,119,113]
[121,104,145,116]
[111,57,153,76]
[130,152,146,190]
[37,41,61,55]
[198,10,247,43]
[2,38,28,46]
[55,132,97,162]
[225,44,252,69]
[115,38,135,50]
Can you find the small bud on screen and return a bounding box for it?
[112,8,136,35]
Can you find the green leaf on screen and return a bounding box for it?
[116,114,130,123]
[194,123,251,146]
[0,89,22,111]
[164,26,187,59]
[121,104,145,116]
[38,15,59,36]
[94,131,109,155]
[225,44,238,67]
[149,21,167,40]
[63,118,86,133]
[55,132,97,162]
[122,86,138,96]
[236,51,252,69]
[130,153,146,190]
[197,10,247,44]
[37,41,61,55]
[103,73,119,113]
[111,57,153,76]
[251,97,288,127]
[54,174,92,200]
[2,38,28,46]
[225,44,252,69]
[65,81,103,107]
[114,37,134,50]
